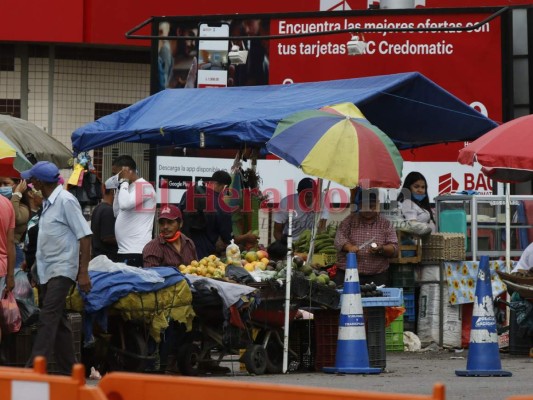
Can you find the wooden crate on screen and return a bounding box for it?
[390,231,422,264]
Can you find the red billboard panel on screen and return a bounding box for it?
[269,12,502,161]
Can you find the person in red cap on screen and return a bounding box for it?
[142,204,197,267]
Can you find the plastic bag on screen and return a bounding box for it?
[225,239,242,267]
[13,269,33,301]
[16,298,40,326]
[0,291,22,333]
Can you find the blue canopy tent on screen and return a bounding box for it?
[72,72,497,153]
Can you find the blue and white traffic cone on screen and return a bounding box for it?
[323,252,381,374]
[456,256,512,377]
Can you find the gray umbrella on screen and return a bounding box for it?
[0,115,72,168]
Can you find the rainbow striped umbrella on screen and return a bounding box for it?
[0,131,33,177]
[266,102,403,188]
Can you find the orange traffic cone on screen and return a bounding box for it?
[323,252,381,374]
[456,256,512,377]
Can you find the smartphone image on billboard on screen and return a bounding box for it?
[197,22,229,88]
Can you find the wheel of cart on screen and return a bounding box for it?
[104,317,156,373]
[250,295,300,374]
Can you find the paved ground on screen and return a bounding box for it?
[87,350,533,399]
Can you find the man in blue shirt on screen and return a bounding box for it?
[21,161,92,375]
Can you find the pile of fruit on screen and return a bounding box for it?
[239,250,276,272]
[178,255,226,278]
[360,283,384,297]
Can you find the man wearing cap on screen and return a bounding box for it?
[180,170,258,259]
[143,204,197,267]
[21,161,92,374]
[273,177,329,243]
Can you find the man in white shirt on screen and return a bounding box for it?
[511,242,533,275]
[111,155,156,267]
[273,178,329,243]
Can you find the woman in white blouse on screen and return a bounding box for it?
[397,171,436,234]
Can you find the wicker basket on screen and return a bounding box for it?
[421,233,466,261]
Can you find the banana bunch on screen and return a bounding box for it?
[294,229,312,253]
[313,233,336,254]
[294,225,337,255]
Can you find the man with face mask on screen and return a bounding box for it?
[142,205,197,267]
[20,161,92,374]
[334,189,398,287]
[108,155,156,267]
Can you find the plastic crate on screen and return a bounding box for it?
[361,287,403,307]
[386,315,404,351]
[289,320,315,371]
[49,312,83,372]
[403,292,416,322]
[0,324,36,367]
[312,308,386,371]
[291,275,312,299]
[509,309,533,356]
[390,264,416,288]
[309,282,340,309]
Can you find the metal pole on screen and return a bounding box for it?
[505,183,511,270]
[282,209,293,373]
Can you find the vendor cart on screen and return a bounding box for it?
[175,277,300,376]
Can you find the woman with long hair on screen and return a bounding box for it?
[397,171,436,234]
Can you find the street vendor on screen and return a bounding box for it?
[143,204,197,267]
[273,177,328,243]
[511,241,533,276]
[397,171,436,235]
[334,190,398,286]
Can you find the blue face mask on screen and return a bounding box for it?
[412,193,427,202]
[0,186,13,199]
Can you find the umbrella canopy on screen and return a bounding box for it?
[265,103,403,189]
[457,114,533,183]
[0,133,33,177]
[0,115,72,168]
[457,114,533,269]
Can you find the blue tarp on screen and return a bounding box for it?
[80,266,186,313]
[72,72,497,153]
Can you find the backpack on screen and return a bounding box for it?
[180,185,208,234]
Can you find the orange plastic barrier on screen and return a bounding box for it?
[99,372,445,400]
[0,356,107,400]
[506,397,533,400]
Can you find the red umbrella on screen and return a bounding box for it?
[458,114,533,183]
[458,114,533,268]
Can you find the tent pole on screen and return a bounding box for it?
[307,178,323,265]
[282,209,293,373]
[505,182,511,270]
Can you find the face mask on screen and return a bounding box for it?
[105,173,121,189]
[0,186,13,199]
[412,193,427,202]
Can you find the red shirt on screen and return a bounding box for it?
[142,234,197,268]
[0,195,15,276]
[334,213,398,275]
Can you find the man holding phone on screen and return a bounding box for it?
[110,155,156,267]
